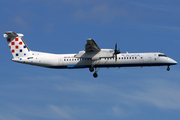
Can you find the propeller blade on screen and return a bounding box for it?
[114,43,120,62]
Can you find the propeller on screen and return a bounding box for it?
[114,43,120,62]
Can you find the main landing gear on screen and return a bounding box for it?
[89,67,94,72]
[167,65,170,71]
[93,72,98,78]
[89,67,99,78]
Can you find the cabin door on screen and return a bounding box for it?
[140,55,144,63]
[59,57,64,65]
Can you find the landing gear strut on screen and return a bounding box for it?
[167,65,170,71]
[90,60,100,78]
[93,68,100,78]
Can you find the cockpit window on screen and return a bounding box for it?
[158,54,167,57]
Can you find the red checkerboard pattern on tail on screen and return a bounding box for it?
[4,31,32,58]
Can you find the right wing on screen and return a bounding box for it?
[75,39,114,60]
[85,39,101,52]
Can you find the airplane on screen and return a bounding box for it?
[4,31,177,78]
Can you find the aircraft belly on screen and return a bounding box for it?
[65,61,91,68]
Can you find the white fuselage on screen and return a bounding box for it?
[4,31,177,78]
[12,51,177,69]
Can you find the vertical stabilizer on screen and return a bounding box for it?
[4,31,32,59]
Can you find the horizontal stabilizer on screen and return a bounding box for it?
[4,31,24,38]
[4,31,18,37]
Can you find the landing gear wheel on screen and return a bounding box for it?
[93,73,98,78]
[89,67,94,72]
[167,66,170,71]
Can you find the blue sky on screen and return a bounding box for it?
[0,0,180,120]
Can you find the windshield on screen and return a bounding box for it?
[158,54,167,57]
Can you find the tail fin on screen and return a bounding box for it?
[4,31,32,58]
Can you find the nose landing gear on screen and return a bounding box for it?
[167,65,170,71]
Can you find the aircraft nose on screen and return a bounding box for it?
[174,60,177,64]
[170,59,177,65]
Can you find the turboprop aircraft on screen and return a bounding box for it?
[4,31,177,78]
